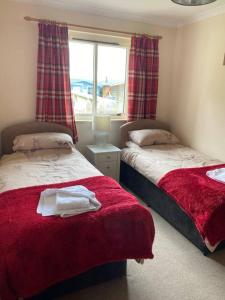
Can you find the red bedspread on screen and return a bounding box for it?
[0,176,154,300]
[158,164,225,247]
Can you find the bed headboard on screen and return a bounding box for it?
[1,121,73,155]
[120,119,169,148]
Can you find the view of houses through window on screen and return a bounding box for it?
[69,40,127,116]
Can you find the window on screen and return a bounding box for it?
[69,41,94,115]
[69,35,129,118]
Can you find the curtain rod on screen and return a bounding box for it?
[72,38,119,46]
[24,16,162,40]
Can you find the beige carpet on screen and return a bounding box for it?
[57,208,225,300]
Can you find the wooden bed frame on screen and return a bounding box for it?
[119,119,225,255]
[1,121,127,299]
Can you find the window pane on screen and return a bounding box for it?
[69,41,94,114]
[97,45,127,115]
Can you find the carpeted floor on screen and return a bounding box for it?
[57,207,225,300]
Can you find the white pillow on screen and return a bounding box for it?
[128,129,179,147]
[13,132,73,152]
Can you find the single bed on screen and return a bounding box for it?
[0,121,155,300]
[119,119,225,255]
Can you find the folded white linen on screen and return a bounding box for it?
[56,194,90,210]
[206,168,225,184]
[37,185,101,218]
[56,185,95,210]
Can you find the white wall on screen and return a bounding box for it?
[0,0,176,154]
[170,14,225,161]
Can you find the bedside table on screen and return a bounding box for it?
[86,144,121,181]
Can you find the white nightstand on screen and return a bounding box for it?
[86,144,121,181]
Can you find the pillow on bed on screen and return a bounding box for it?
[13,132,73,152]
[128,129,179,146]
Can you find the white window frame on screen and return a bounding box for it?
[69,31,130,121]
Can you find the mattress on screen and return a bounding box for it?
[121,142,222,184]
[0,148,101,193]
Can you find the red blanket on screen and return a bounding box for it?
[158,164,225,247]
[0,176,154,300]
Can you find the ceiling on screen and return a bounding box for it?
[11,0,225,27]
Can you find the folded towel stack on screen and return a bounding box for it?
[37,185,101,217]
[206,168,225,184]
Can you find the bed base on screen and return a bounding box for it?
[120,161,225,255]
[27,260,127,299]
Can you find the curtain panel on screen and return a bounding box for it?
[128,35,159,121]
[36,23,78,142]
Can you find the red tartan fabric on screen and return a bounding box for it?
[128,35,159,121]
[36,23,78,142]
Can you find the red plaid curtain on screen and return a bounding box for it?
[128,35,159,121]
[36,23,78,142]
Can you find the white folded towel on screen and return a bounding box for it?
[56,194,90,210]
[37,185,101,218]
[206,168,225,184]
[56,185,95,210]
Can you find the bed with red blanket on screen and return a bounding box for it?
[120,119,225,255]
[158,164,225,250]
[0,121,155,300]
[0,176,154,300]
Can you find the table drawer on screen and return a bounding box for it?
[96,152,118,162]
[96,161,117,179]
